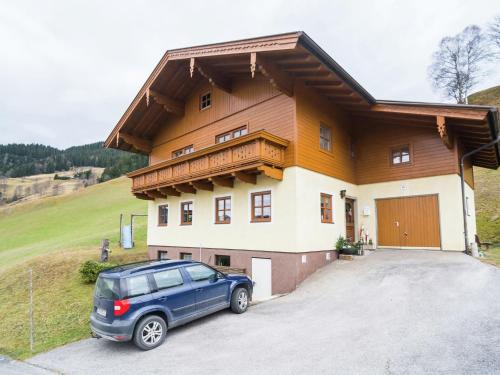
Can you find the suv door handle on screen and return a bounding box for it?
[196,288,202,292]
[158,297,167,301]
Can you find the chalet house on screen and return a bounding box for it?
[105,32,499,300]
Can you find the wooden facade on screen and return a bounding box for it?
[104,31,499,225]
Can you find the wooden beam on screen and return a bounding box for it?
[190,180,214,191]
[258,165,283,180]
[159,187,180,197]
[119,133,152,153]
[134,192,154,201]
[173,184,196,194]
[305,80,343,87]
[251,52,293,97]
[437,116,454,149]
[370,104,488,121]
[232,171,256,184]
[145,190,165,199]
[190,58,232,93]
[147,89,185,116]
[209,176,234,188]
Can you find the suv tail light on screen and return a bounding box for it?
[114,299,130,316]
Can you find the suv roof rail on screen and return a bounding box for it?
[108,260,156,272]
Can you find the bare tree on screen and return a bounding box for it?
[489,16,500,50]
[429,25,493,103]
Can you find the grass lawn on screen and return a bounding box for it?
[0,177,147,270]
[0,176,150,359]
[482,246,500,267]
[0,248,149,359]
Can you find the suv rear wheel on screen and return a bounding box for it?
[133,315,167,350]
[230,287,249,314]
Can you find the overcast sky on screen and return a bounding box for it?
[1,0,499,149]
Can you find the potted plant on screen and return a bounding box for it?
[336,236,359,255]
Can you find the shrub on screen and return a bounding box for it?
[79,260,116,283]
[335,236,348,250]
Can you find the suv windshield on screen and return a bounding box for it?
[95,276,120,300]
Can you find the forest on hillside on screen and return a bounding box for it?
[0,142,147,181]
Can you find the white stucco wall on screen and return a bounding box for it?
[147,166,475,253]
[356,173,473,251]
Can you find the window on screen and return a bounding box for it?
[153,269,183,290]
[320,123,332,151]
[251,191,271,222]
[181,201,193,225]
[185,264,216,282]
[215,196,231,224]
[320,193,333,223]
[95,276,120,300]
[200,92,211,110]
[216,126,248,144]
[172,145,194,159]
[180,252,192,260]
[158,205,168,226]
[158,250,169,260]
[391,145,411,165]
[215,255,231,267]
[124,275,150,299]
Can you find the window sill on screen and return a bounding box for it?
[158,223,168,227]
[215,222,231,225]
[321,221,335,224]
[180,222,192,226]
[251,219,272,223]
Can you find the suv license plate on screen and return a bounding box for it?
[97,307,106,317]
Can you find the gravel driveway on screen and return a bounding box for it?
[28,250,500,375]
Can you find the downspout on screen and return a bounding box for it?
[460,135,500,252]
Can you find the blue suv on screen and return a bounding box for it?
[90,260,253,350]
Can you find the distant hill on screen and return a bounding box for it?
[0,142,147,181]
[468,85,500,244]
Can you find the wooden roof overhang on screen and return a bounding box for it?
[352,101,500,169]
[104,31,499,170]
[104,31,375,153]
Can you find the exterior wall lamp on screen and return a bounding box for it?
[340,190,346,199]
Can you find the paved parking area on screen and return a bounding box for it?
[28,250,500,375]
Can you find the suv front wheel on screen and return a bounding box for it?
[230,287,249,314]
[133,315,167,350]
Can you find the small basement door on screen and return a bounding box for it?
[376,195,441,249]
[251,258,272,301]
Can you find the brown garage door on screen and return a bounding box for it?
[376,195,441,248]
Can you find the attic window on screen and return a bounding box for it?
[200,92,211,110]
[172,145,194,159]
[391,145,411,165]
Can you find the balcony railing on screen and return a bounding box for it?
[128,131,289,196]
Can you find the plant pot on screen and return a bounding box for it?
[340,247,358,255]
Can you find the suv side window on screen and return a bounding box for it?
[153,269,183,290]
[124,275,150,298]
[185,264,216,282]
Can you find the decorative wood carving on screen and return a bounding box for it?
[251,53,293,97]
[250,52,256,78]
[119,133,152,153]
[189,58,232,93]
[436,116,454,149]
[147,89,185,116]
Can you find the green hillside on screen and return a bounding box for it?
[468,86,500,245]
[0,176,148,269]
[0,177,150,358]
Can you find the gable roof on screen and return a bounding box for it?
[104,31,499,169]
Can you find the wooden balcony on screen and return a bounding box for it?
[128,131,289,199]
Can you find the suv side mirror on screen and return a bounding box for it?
[216,272,225,279]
